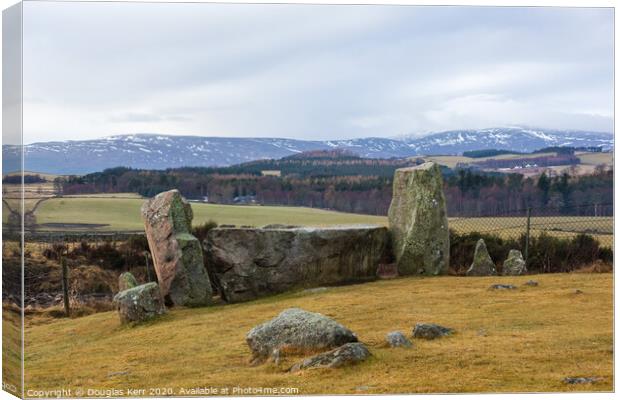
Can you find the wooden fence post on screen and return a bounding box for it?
[144,252,152,282]
[61,255,70,317]
[524,207,531,271]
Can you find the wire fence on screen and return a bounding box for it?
[450,202,613,249]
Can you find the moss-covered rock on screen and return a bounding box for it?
[118,272,138,292]
[412,323,454,340]
[388,162,449,275]
[246,308,358,364]
[289,342,371,371]
[386,331,413,348]
[113,282,166,324]
[141,190,212,307]
[466,239,497,276]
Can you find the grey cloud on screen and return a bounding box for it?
[20,3,613,143]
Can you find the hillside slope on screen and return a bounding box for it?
[23,273,612,394]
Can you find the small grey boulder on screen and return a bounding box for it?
[113,282,166,324]
[412,323,454,340]
[502,249,527,276]
[118,272,138,292]
[563,377,600,384]
[489,284,517,290]
[289,342,370,372]
[524,280,539,287]
[246,308,358,363]
[466,239,497,276]
[386,331,413,348]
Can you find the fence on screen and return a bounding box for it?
[449,202,613,249]
[449,202,613,274]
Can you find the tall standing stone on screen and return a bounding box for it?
[388,162,449,275]
[466,238,497,276]
[141,189,212,306]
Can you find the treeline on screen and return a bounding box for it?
[444,167,612,216]
[462,149,520,158]
[3,174,46,184]
[462,145,603,158]
[57,156,612,217]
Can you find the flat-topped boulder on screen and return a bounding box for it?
[204,225,389,303]
[388,162,450,276]
[141,189,213,307]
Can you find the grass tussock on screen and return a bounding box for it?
[23,273,612,395]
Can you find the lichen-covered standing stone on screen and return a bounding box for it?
[118,272,138,292]
[466,238,497,276]
[388,162,449,275]
[502,249,527,276]
[113,282,166,324]
[246,308,358,364]
[141,189,212,306]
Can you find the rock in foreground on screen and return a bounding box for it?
[289,343,371,372]
[502,249,527,276]
[466,239,497,276]
[386,331,413,348]
[141,190,212,307]
[246,308,358,363]
[388,162,450,276]
[205,226,388,303]
[113,282,166,324]
[412,323,454,340]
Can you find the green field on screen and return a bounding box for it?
[30,197,613,247]
[35,197,387,230]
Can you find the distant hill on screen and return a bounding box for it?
[162,149,418,179]
[398,127,613,156]
[3,127,613,174]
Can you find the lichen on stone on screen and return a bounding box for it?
[388,162,450,276]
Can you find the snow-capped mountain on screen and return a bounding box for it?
[399,127,614,155]
[3,127,613,175]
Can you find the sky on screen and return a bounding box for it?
[21,2,614,143]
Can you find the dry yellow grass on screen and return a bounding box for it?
[576,152,613,166]
[420,153,556,168]
[23,273,612,395]
[2,305,22,396]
